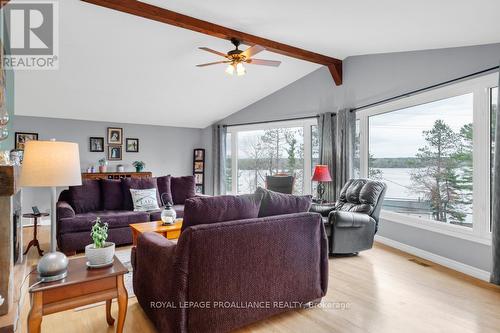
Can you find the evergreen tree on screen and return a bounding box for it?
[410,120,465,223]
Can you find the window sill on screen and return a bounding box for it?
[380,211,492,246]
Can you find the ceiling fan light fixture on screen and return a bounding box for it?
[236,62,246,76]
[225,64,235,76]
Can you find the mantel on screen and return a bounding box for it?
[0,166,20,197]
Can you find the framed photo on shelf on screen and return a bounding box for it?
[108,145,122,161]
[194,148,204,161]
[126,138,139,152]
[89,137,104,152]
[107,127,123,145]
[15,132,38,150]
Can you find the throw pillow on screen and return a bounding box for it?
[255,187,312,217]
[171,175,196,204]
[69,179,101,214]
[181,193,263,232]
[121,177,160,210]
[101,179,124,211]
[130,188,160,211]
[156,175,173,205]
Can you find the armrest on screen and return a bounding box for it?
[309,203,336,217]
[134,232,177,286]
[329,210,375,228]
[56,201,75,219]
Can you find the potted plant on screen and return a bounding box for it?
[98,157,108,173]
[85,217,115,266]
[132,160,145,172]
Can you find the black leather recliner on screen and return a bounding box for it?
[324,179,386,254]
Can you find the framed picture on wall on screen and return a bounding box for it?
[195,185,204,194]
[107,127,123,145]
[15,132,38,150]
[108,145,122,161]
[89,137,104,152]
[195,173,203,184]
[194,161,204,172]
[126,138,139,152]
[194,149,204,161]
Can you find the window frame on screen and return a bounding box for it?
[356,73,498,245]
[226,118,318,195]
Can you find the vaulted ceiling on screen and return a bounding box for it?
[14,0,500,128]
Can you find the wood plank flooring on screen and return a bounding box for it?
[19,225,500,333]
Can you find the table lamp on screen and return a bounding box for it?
[20,139,81,281]
[312,165,332,203]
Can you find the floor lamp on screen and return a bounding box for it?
[20,139,82,281]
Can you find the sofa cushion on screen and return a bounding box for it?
[156,175,173,205]
[101,179,124,211]
[121,177,160,210]
[69,179,101,214]
[149,205,184,221]
[256,187,312,217]
[171,175,196,204]
[59,210,149,233]
[181,194,262,232]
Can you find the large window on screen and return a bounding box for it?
[356,73,497,243]
[491,86,498,230]
[226,119,318,195]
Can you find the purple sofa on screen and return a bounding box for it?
[56,175,196,254]
[132,191,326,332]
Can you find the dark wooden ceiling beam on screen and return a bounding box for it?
[81,0,343,85]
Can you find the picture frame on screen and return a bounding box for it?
[194,149,204,161]
[194,173,203,184]
[195,185,204,194]
[15,132,38,150]
[107,145,122,161]
[107,127,123,145]
[126,138,139,152]
[89,137,104,152]
[194,161,204,172]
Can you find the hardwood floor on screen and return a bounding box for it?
[20,225,500,333]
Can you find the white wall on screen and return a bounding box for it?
[14,116,204,225]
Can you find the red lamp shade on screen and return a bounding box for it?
[312,165,332,182]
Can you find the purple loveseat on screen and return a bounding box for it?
[56,175,196,254]
[132,191,326,332]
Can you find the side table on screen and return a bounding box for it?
[23,213,49,257]
[28,256,129,333]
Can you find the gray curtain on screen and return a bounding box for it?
[491,68,500,285]
[318,109,356,202]
[335,109,356,195]
[318,113,336,201]
[212,124,227,196]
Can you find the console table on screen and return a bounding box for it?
[82,171,152,181]
[28,256,128,333]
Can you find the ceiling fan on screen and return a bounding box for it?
[196,38,281,76]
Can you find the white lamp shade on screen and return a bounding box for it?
[20,140,82,187]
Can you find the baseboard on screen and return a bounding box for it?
[374,235,491,282]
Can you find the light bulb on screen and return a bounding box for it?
[225,64,234,76]
[236,62,246,76]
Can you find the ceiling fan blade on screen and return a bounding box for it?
[198,47,227,58]
[196,61,230,67]
[241,45,265,59]
[246,59,281,67]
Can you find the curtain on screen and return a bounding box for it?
[318,109,356,202]
[212,124,227,196]
[318,112,336,201]
[335,109,356,195]
[491,68,500,285]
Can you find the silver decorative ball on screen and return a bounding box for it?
[37,251,69,282]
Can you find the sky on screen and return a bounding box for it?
[369,93,474,158]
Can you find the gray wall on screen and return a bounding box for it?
[14,116,204,224]
[216,43,500,273]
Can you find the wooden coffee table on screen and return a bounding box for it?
[130,219,183,245]
[28,256,128,333]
